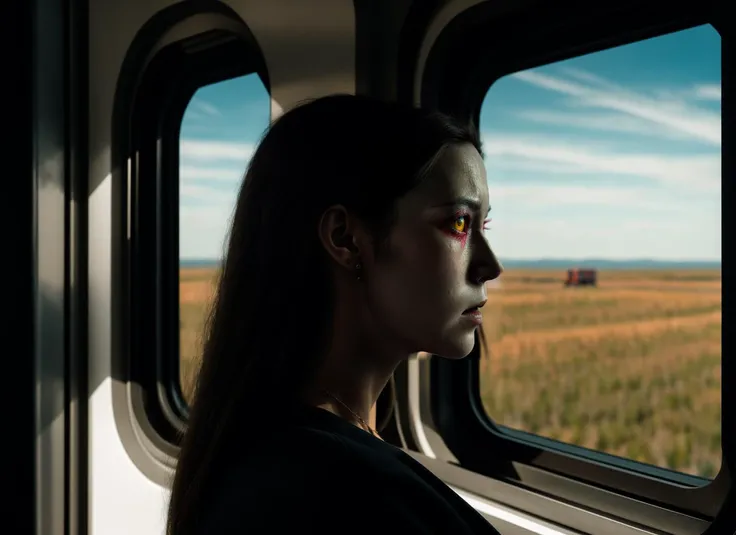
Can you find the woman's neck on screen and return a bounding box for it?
[308,367,390,424]
[316,390,382,438]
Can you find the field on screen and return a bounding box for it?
[179,266,722,479]
[179,267,219,393]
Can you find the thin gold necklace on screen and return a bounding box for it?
[322,390,379,438]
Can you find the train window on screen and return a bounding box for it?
[478,24,721,479]
[179,73,270,403]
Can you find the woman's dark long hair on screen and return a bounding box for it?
[166,94,482,535]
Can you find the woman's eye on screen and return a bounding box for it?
[452,216,468,233]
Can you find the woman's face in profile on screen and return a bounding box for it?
[365,143,502,359]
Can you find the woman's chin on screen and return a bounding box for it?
[426,333,478,360]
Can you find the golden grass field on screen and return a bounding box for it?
[179,266,722,479]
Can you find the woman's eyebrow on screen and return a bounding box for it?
[432,197,491,215]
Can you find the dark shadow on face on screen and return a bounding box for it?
[363,143,503,359]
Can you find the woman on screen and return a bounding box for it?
[167,94,503,534]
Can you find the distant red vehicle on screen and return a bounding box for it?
[565,268,597,287]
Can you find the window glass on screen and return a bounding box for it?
[478,25,721,479]
[179,74,270,403]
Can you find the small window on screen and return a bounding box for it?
[478,24,721,479]
[178,73,270,403]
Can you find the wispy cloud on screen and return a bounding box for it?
[180,184,238,205]
[180,205,233,258]
[178,143,250,221]
[559,66,629,93]
[180,140,255,161]
[511,69,720,146]
[483,61,720,261]
[693,84,721,101]
[489,215,720,261]
[180,165,244,183]
[490,184,684,211]
[190,98,222,117]
[176,51,721,261]
[482,134,719,192]
[514,110,696,141]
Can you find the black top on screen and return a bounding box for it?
[198,405,501,534]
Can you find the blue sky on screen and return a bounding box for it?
[179,24,721,262]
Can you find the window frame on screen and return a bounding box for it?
[130,45,270,440]
[111,1,271,480]
[409,0,732,530]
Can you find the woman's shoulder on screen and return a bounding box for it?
[212,407,445,498]
[208,415,374,496]
[199,419,500,534]
[197,426,376,531]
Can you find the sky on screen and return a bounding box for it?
[179,24,721,262]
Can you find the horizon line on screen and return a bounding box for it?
[179,257,722,264]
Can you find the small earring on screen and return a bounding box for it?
[355,262,362,281]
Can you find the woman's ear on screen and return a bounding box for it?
[318,205,360,270]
